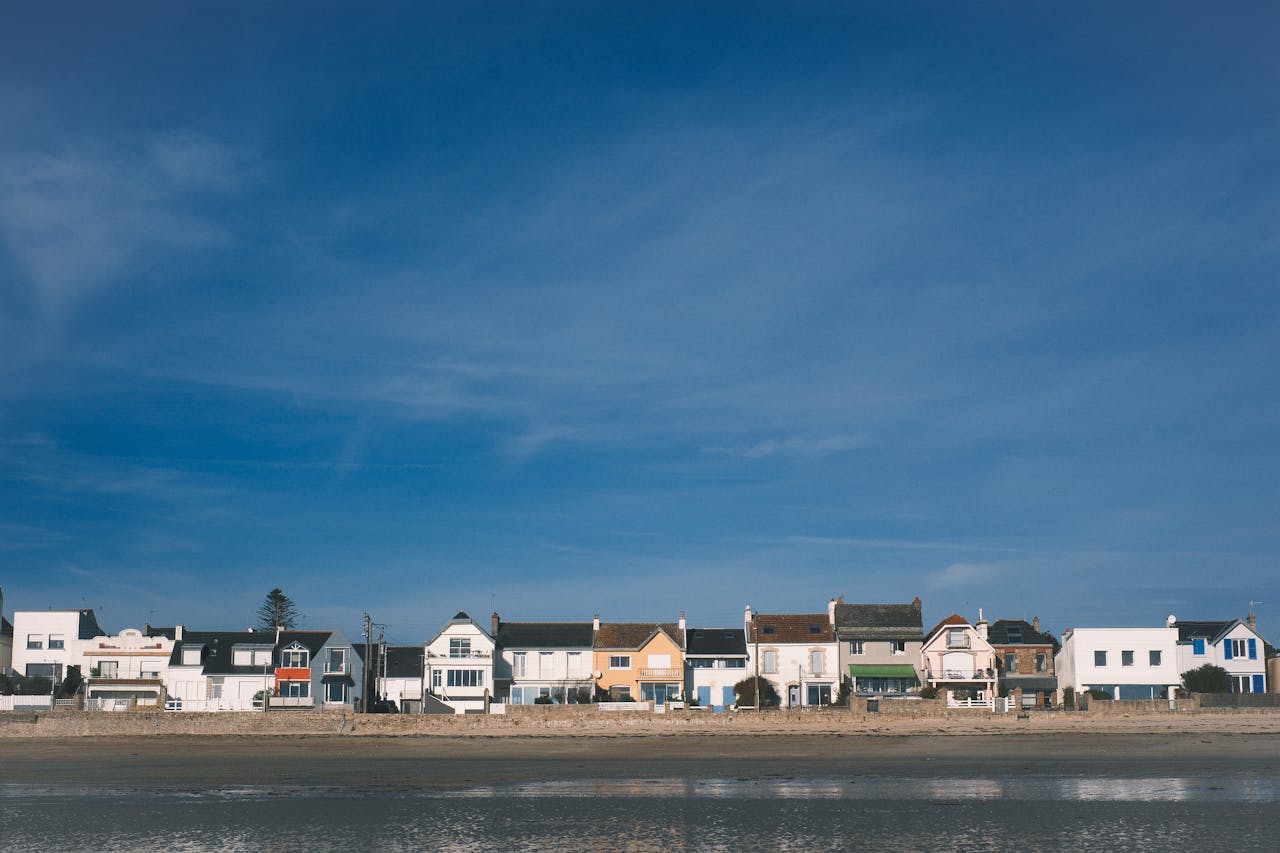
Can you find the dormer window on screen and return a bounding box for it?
[809,625,822,634]
[1005,627,1022,644]
[281,644,309,668]
[947,628,968,649]
[762,626,776,636]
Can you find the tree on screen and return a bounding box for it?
[1182,663,1232,694]
[257,588,301,630]
[57,665,83,699]
[733,676,780,708]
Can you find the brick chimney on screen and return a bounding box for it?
[1247,611,1257,632]
[1032,616,1040,633]
[491,612,500,637]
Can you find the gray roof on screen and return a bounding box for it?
[988,619,1056,647]
[78,609,106,639]
[382,645,424,679]
[834,602,923,641]
[1175,620,1242,644]
[167,629,345,675]
[686,628,747,657]
[496,622,594,649]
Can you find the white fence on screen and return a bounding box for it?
[0,695,53,711]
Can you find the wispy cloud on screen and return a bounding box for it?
[928,562,1007,589]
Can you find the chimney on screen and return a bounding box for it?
[592,614,600,632]
[175,625,183,641]
[491,612,500,637]
[1247,611,1257,632]
[744,605,753,627]
[976,608,988,641]
[828,598,837,625]
[678,611,686,632]
[912,595,921,608]
[1032,616,1040,633]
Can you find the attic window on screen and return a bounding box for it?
[809,625,822,634]
[1006,627,1023,644]
[694,632,704,639]
[762,625,776,636]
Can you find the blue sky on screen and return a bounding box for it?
[2,2,1278,646]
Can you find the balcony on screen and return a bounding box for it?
[637,668,682,680]
[934,668,995,681]
[269,696,316,708]
[427,651,492,660]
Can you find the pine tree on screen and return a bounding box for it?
[257,588,301,630]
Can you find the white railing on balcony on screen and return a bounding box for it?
[637,668,682,680]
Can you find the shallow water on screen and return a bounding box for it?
[1,775,1275,851]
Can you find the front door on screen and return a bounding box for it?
[722,685,735,708]
[697,686,711,708]
[788,685,800,707]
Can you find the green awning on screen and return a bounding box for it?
[848,664,919,678]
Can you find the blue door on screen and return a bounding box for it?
[697,686,711,708]
[723,686,735,708]
[1253,674,1265,694]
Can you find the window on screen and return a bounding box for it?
[48,634,65,650]
[281,645,309,668]
[806,684,832,705]
[539,651,554,676]
[449,638,471,658]
[1121,650,1134,667]
[1036,653,1047,673]
[890,640,906,655]
[26,663,62,680]
[447,670,482,688]
[810,651,823,675]
[327,648,347,673]
[182,647,203,666]
[1232,675,1252,694]
[1229,639,1249,659]
[809,625,822,635]
[1192,638,1205,655]
[761,625,776,636]
[609,655,631,670]
[98,661,119,678]
[1004,653,1017,674]
[609,685,631,700]
[510,686,525,705]
[234,649,253,666]
[431,670,442,689]
[141,664,162,678]
[325,681,346,703]
[849,641,865,655]
[281,680,309,698]
[567,652,583,677]
[1094,650,1107,667]
[947,628,967,649]
[253,649,272,666]
[209,677,223,699]
[512,652,527,677]
[26,635,43,650]
[1149,650,1161,667]
[1005,627,1023,644]
[762,650,777,674]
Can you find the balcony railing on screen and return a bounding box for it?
[935,668,995,681]
[269,696,316,708]
[637,668,682,680]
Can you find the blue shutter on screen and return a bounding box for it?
[1193,638,1205,655]
[1224,640,1233,660]
[1253,674,1265,694]
[1248,638,1257,660]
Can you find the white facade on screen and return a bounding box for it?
[11,609,104,683]
[424,613,495,713]
[1056,627,1180,701]
[500,647,593,705]
[82,628,175,709]
[746,606,841,708]
[1173,618,1267,694]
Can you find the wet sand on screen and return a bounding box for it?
[5,731,1278,789]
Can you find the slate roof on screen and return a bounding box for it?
[594,623,683,651]
[167,629,342,675]
[382,645,424,679]
[77,609,105,639]
[834,602,923,641]
[988,619,1056,647]
[1175,620,1236,644]
[496,622,594,649]
[686,628,748,657]
[748,614,835,644]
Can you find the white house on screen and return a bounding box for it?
[1055,626,1180,701]
[1172,615,1267,694]
[82,627,175,710]
[920,612,998,708]
[745,602,841,707]
[491,614,595,705]
[10,608,107,685]
[377,645,424,713]
[684,626,748,710]
[424,612,495,713]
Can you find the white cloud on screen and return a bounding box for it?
[929,562,1007,589]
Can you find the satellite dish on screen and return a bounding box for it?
[593,670,603,679]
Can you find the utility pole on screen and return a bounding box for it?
[752,609,761,716]
[363,612,372,713]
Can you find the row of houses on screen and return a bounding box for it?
[1,586,1272,714]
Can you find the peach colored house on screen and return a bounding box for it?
[592,614,686,707]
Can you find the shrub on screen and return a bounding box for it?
[733,676,780,708]
[1086,688,1112,700]
[1182,663,1232,694]
[917,685,939,700]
